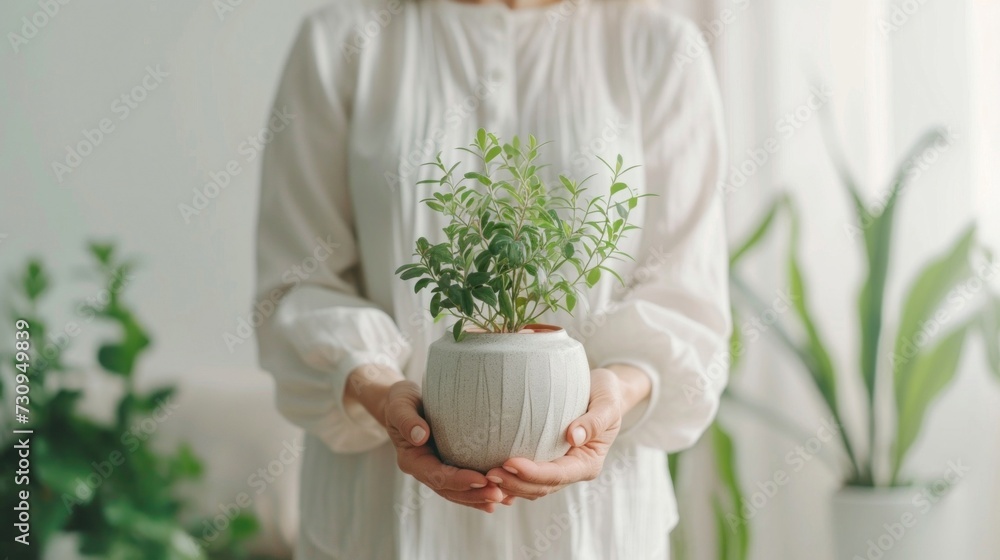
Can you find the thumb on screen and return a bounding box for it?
[567,369,621,447]
[385,381,431,446]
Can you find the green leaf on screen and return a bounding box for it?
[453,319,466,342]
[711,423,750,560]
[892,227,975,372]
[399,267,427,281]
[889,227,978,480]
[852,129,948,457]
[786,202,840,429]
[892,322,972,482]
[610,182,628,196]
[615,203,627,220]
[485,146,502,162]
[981,294,1000,380]
[730,196,783,267]
[464,172,492,186]
[562,243,574,259]
[227,512,261,541]
[460,289,475,316]
[498,289,514,324]
[472,286,497,306]
[565,293,576,313]
[467,271,490,286]
[23,259,50,301]
[586,268,601,288]
[430,293,441,318]
[414,278,432,293]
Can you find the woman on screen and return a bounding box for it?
[255,0,730,557]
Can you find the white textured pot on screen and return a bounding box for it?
[423,325,590,473]
[831,484,964,560]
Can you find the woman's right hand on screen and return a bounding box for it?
[346,364,509,512]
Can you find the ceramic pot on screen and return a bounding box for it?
[422,324,590,473]
[830,484,966,560]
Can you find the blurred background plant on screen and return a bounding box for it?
[0,243,260,560]
[670,127,1000,560]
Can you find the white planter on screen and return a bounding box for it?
[830,485,964,560]
[423,325,590,473]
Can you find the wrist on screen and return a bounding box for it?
[344,363,404,425]
[601,363,652,415]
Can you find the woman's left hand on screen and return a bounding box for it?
[485,368,626,499]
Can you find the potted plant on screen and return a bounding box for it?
[395,129,646,472]
[727,128,1000,560]
[0,244,259,559]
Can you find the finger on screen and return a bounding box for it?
[385,382,430,446]
[503,452,598,486]
[400,445,490,491]
[437,486,506,504]
[486,467,560,499]
[567,369,621,447]
[501,495,517,506]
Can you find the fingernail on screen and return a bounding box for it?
[502,465,518,475]
[410,426,426,444]
[572,426,587,446]
[470,482,486,489]
[486,476,503,484]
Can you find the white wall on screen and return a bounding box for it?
[1,0,330,380]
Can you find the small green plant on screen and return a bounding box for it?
[0,243,258,559]
[395,129,648,340]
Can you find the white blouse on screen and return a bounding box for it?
[254,0,730,558]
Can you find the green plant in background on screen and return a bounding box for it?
[728,128,1000,487]
[0,243,259,559]
[395,129,648,339]
[669,128,1000,560]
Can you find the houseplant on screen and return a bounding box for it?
[395,129,646,472]
[0,243,258,559]
[726,129,999,560]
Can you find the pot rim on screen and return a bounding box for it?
[463,323,565,335]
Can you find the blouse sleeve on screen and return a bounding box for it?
[254,14,410,454]
[583,18,732,453]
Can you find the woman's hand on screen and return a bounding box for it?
[346,365,509,512]
[485,365,651,499]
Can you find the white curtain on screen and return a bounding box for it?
[662,0,1000,558]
